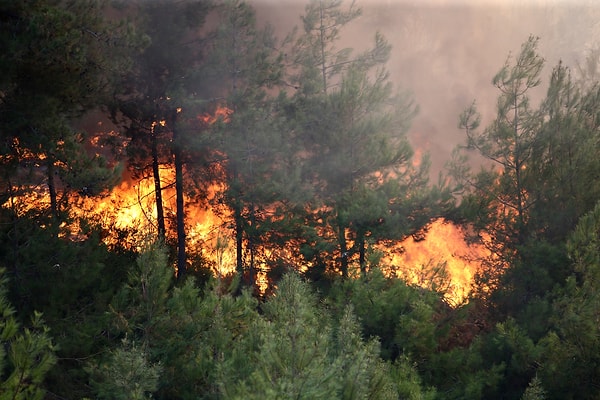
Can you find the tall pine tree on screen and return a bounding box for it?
[0,0,132,220]
[111,0,211,279]
[289,0,435,278]
[197,0,285,289]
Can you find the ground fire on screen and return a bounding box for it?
[1,104,489,305]
[4,170,486,305]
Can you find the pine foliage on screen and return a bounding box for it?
[220,273,417,399]
[0,270,56,400]
[87,338,161,400]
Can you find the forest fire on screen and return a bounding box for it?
[382,218,490,305]
[198,106,233,125]
[2,124,488,303]
[0,104,488,305]
[71,168,486,304]
[1,163,486,305]
[72,165,236,267]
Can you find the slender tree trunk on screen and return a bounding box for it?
[513,97,526,245]
[234,199,244,284]
[47,155,58,218]
[338,225,348,278]
[319,0,327,93]
[173,124,186,281]
[248,203,256,290]
[358,232,366,277]
[151,131,166,240]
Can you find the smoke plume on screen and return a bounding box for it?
[251,0,600,175]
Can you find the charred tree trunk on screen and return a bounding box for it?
[338,225,349,278]
[173,124,186,281]
[248,203,256,291]
[234,200,244,284]
[150,130,166,240]
[358,232,366,277]
[47,155,59,218]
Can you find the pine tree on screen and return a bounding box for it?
[219,273,411,399]
[452,37,600,317]
[456,35,544,251]
[107,241,260,399]
[87,338,161,400]
[534,201,600,398]
[451,36,547,299]
[111,0,211,278]
[288,0,435,278]
[0,270,56,400]
[195,0,286,289]
[0,0,133,219]
[529,62,600,242]
[521,376,546,400]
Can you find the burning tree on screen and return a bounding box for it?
[0,0,134,220]
[456,36,544,253]
[110,0,211,279]
[196,0,288,290]
[451,36,551,315]
[286,0,446,278]
[451,36,600,345]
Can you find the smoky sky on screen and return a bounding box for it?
[250,0,600,175]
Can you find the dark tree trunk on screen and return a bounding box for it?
[248,204,256,290]
[339,225,348,278]
[173,125,186,281]
[234,200,244,282]
[47,156,58,218]
[151,131,166,240]
[358,233,366,277]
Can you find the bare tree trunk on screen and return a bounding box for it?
[248,203,256,291]
[173,124,186,281]
[234,200,244,282]
[47,156,58,218]
[151,131,166,240]
[338,225,349,278]
[358,233,366,277]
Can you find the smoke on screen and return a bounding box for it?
[251,0,600,175]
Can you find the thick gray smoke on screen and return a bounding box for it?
[251,0,600,175]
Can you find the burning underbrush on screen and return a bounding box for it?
[1,108,492,305]
[2,168,490,305]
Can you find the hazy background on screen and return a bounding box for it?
[251,0,600,175]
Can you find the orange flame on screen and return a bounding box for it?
[198,106,233,125]
[382,218,490,305]
[3,176,486,304]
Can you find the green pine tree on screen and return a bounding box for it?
[0,270,56,400]
[287,0,445,279]
[87,338,161,400]
[220,273,430,399]
[195,0,286,289]
[0,0,134,218]
[535,201,600,398]
[521,376,546,400]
